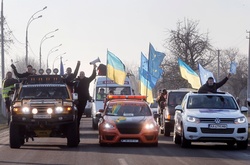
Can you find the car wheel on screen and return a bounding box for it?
[92,119,98,130]
[99,135,107,147]
[180,125,191,148]
[66,121,79,147]
[173,130,181,144]
[236,139,248,150]
[9,122,21,148]
[227,142,235,149]
[164,123,171,136]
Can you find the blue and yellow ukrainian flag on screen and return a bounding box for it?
[139,53,154,103]
[178,58,201,89]
[107,50,126,85]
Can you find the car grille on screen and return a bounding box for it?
[201,128,234,134]
[117,122,142,134]
[199,118,235,124]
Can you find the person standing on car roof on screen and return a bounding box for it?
[63,61,81,93]
[11,64,34,78]
[198,73,231,93]
[74,64,97,129]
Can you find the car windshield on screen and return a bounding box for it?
[168,91,188,106]
[150,100,158,108]
[105,103,152,116]
[19,86,69,99]
[95,87,131,101]
[187,95,238,109]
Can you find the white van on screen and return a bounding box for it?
[91,76,133,129]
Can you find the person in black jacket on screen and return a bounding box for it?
[198,73,231,93]
[74,64,97,129]
[11,64,33,78]
[63,61,80,93]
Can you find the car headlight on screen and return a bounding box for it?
[104,123,115,129]
[186,116,200,123]
[145,123,155,129]
[234,117,246,124]
[22,107,30,114]
[55,107,63,113]
[47,108,53,114]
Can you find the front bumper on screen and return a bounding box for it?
[183,122,248,142]
[11,114,76,126]
[99,128,159,144]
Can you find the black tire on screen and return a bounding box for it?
[92,119,98,130]
[180,126,191,148]
[9,122,21,149]
[164,123,171,136]
[173,130,181,144]
[99,135,107,147]
[236,139,248,150]
[66,121,79,147]
[227,142,235,149]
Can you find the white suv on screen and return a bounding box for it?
[174,92,248,149]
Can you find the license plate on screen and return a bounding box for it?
[33,114,51,119]
[208,124,227,129]
[120,139,139,143]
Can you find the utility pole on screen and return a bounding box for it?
[216,49,220,81]
[246,31,250,103]
[1,0,4,80]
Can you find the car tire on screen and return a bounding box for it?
[9,122,21,149]
[180,125,191,148]
[236,139,248,150]
[92,119,98,130]
[164,123,171,136]
[66,121,79,147]
[173,130,181,144]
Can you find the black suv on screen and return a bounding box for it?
[160,89,196,136]
[9,74,79,148]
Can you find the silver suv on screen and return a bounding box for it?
[174,92,248,149]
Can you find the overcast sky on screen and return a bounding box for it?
[3,0,250,79]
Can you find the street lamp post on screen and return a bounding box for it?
[39,29,59,69]
[46,44,62,68]
[53,52,66,69]
[25,6,47,66]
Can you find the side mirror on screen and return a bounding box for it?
[95,113,102,118]
[98,109,104,113]
[72,93,78,100]
[240,106,248,112]
[153,113,160,118]
[175,105,183,112]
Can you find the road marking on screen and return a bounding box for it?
[118,158,128,165]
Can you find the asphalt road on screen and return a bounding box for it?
[0,117,249,165]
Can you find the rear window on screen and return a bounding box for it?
[168,92,188,106]
[19,86,69,99]
[150,100,158,108]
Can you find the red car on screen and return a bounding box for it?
[97,95,159,146]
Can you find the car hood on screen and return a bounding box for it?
[187,109,244,118]
[104,115,152,124]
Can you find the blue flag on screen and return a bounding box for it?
[198,63,216,85]
[60,57,64,76]
[148,43,165,79]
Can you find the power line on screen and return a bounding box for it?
[4,19,24,45]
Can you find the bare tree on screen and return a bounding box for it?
[165,19,214,68]
[218,48,247,101]
[159,19,214,90]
